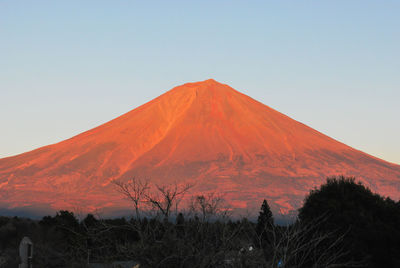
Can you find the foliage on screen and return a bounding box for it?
[299,176,400,267]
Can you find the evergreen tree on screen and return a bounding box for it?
[175,213,185,238]
[82,214,98,229]
[256,199,274,262]
[256,199,274,235]
[176,213,185,225]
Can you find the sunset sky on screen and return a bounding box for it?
[1,1,399,164]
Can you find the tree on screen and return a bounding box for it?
[145,182,193,221]
[113,177,193,221]
[82,214,98,229]
[112,177,149,221]
[189,193,227,221]
[299,176,400,267]
[255,199,274,262]
[256,199,274,235]
[266,215,360,268]
[54,210,79,232]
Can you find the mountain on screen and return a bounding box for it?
[1,79,399,216]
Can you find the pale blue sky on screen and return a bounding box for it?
[1,1,399,164]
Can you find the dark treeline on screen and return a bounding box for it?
[1,176,400,267]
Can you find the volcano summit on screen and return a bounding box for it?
[1,79,399,215]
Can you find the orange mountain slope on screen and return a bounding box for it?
[1,79,400,215]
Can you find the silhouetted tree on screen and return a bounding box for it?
[255,199,274,262]
[54,210,79,231]
[256,199,274,235]
[189,193,227,221]
[299,176,400,267]
[82,214,98,229]
[146,182,194,220]
[112,177,149,221]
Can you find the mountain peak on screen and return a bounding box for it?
[197,78,220,85]
[177,78,226,90]
[170,79,235,99]
[203,78,218,83]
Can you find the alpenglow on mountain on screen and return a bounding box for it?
[1,79,399,215]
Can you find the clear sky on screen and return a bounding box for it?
[1,1,399,164]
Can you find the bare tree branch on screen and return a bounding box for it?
[112,177,150,221]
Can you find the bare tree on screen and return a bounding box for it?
[112,177,150,221]
[189,192,227,221]
[257,214,366,268]
[145,182,194,220]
